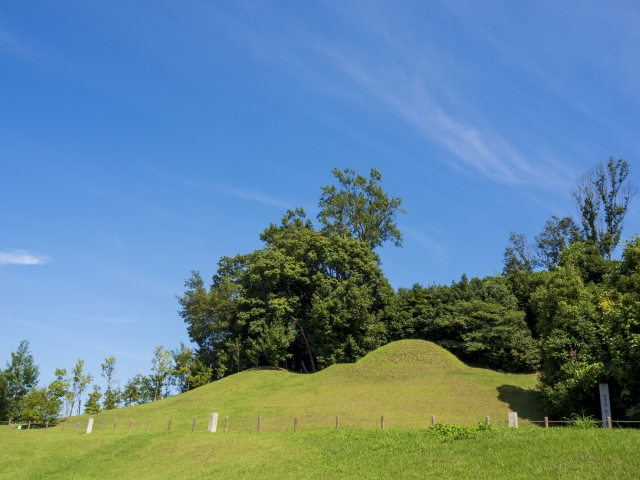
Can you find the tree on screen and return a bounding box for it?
[84,385,102,414]
[572,157,637,259]
[318,168,406,250]
[122,374,142,406]
[535,216,579,269]
[503,232,535,274]
[69,360,92,417]
[151,346,173,401]
[179,209,394,374]
[2,340,40,421]
[101,357,120,410]
[170,343,212,393]
[532,265,606,416]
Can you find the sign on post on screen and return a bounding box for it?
[599,383,611,428]
[508,412,518,428]
[86,418,94,434]
[208,413,218,433]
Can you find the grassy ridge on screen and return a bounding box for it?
[63,340,543,431]
[1,427,639,479]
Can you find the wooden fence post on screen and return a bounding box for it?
[294,416,298,432]
[168,418,172,432]
[146,418,150,433]
[45,422,49,432]
[544,417,549,428]
[27,421,31,430]
[335,415,339,430]
[431,415,435,426]
[192,416,197,432]
[61,422,65,433]
[100,421,103,433]
[7,419,11,429]
[224,416,229,432]
[75,423,79,433]
[257,416,261,432]
[113,419,117,433]
[607,416,612,429]
[381,415,385,430]
[485,416,490,426]
[129,419,133,434]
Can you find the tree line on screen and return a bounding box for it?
[0,342,211,423]
[1,159,638,421]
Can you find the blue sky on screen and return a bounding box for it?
[1,1,639,394]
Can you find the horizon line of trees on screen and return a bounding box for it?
[2,158,638,422]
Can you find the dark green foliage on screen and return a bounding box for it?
[503,232,534,274]
[388,276,540,372]
[318,168,406,250]
[179,209,394,373]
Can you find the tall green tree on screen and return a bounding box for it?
[150,346,173,401]
[179,209,394,374]
[101,357,120,410]
[2,340,40,421]
[535,216,579,269]
[572,157,637,259]
[318,168,406,250]
[69,360,92,417]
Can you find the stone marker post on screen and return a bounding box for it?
[508,412,518,428]
[86,418,94,434]
[485,416,490,426]
[208,413,218,433]
[599,383,612,428]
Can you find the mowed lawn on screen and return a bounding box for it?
[56,340,544,433]
[1,427,639,479]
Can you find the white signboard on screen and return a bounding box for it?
[208,413,218,433]
[599,383,611,427]
[86,418,94,434]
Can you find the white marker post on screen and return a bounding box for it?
[599,383,612,428]
[208,413,218,433]
[86,418,94,434]
[508,412,518,428]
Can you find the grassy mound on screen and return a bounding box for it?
[57,340,542,431]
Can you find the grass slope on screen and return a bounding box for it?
[2,428,639,479]
[67,340,542,432]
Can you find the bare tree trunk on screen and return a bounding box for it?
[290,315,315,372]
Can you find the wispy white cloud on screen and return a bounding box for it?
[62,314,143,324]
[176,177,290,208]
[0,249,51,265]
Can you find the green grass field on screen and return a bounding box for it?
[2,427,639,478]
[5,340,637,479]
[54,340,544,432]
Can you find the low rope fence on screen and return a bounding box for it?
[2,412,638,434]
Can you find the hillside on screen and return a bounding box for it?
[66,340,543,431]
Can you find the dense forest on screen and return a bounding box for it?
[2,159,639,422]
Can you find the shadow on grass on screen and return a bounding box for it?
[496,384,544,421]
